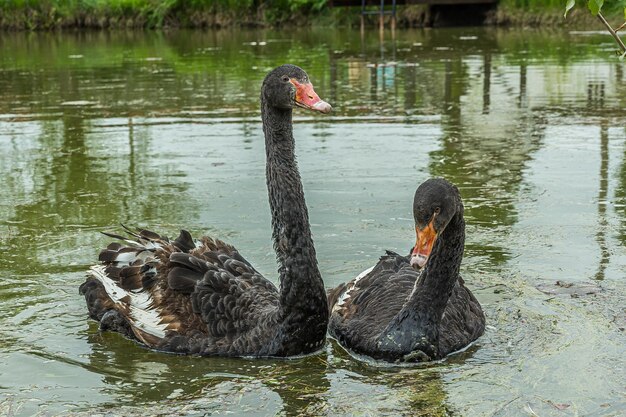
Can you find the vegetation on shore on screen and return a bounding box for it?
[0,0,330,30]
[0,0,624,30]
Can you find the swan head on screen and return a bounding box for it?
[409,178,461,269]
[262,64,332,114]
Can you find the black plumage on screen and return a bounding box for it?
[79,65,332,357]
[328,178,485,363]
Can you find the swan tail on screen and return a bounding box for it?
[82,265,170,346]
[82,226,273,351]
[82,226,193,346]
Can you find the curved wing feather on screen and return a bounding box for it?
[81,227,280,355]
[328,251,417,347]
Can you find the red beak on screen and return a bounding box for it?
[290,79,332,114]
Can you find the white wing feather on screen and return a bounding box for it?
[333,266,375,312]
[89,265,168,339]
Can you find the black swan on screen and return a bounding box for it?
[327,178,485,363]
[79,64,332,357]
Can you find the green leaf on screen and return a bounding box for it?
[588,0,603,16]
[564,0,575,18]
[624,6,626,19]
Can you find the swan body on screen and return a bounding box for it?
[327,178,485,363]
[80,64,332,357]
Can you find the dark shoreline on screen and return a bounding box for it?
[0,4,607,31]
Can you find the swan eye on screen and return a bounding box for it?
[434,207,441,214]
[282,76,290,82]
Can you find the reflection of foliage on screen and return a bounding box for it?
[0,28,606,276]
[0,108,195,275]
[615,128,626,246]
[325,341,449,416]
[83,333,332,415]
[0,30,332,117]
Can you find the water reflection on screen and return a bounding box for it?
[78,333,451,416]
[1,27,625,417]
[595,121,610,280]
[0,114,194,276]
[84,332,331,415]
[618,130,626,245]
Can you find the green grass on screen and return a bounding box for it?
[499,0,625,17]
[0,0,332,29]
[1,0,623,30]
[499,0,563,11]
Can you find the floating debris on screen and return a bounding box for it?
[536,280,603,297]
[59,100,97,106]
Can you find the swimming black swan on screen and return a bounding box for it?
[79,64,332,357]
[327,178,485,363]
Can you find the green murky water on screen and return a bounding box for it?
[1,28,625,416]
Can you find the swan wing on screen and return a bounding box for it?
[438,277,486,355]
[82,228,279,351]
[189,252,280,339]
[328,251,417,345]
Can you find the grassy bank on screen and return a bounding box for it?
[486,0,616,27]
[0,0,621,30]
[0,0,333,30]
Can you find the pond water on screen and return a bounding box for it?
[0,27,625,416]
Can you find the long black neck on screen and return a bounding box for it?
[407,207,465,348]
[261,100,328,331]
[379,206,464,360]
[410,207,464,322]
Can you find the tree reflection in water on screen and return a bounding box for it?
[1,27,626,417]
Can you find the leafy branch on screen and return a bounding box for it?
[565,0,626,57]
